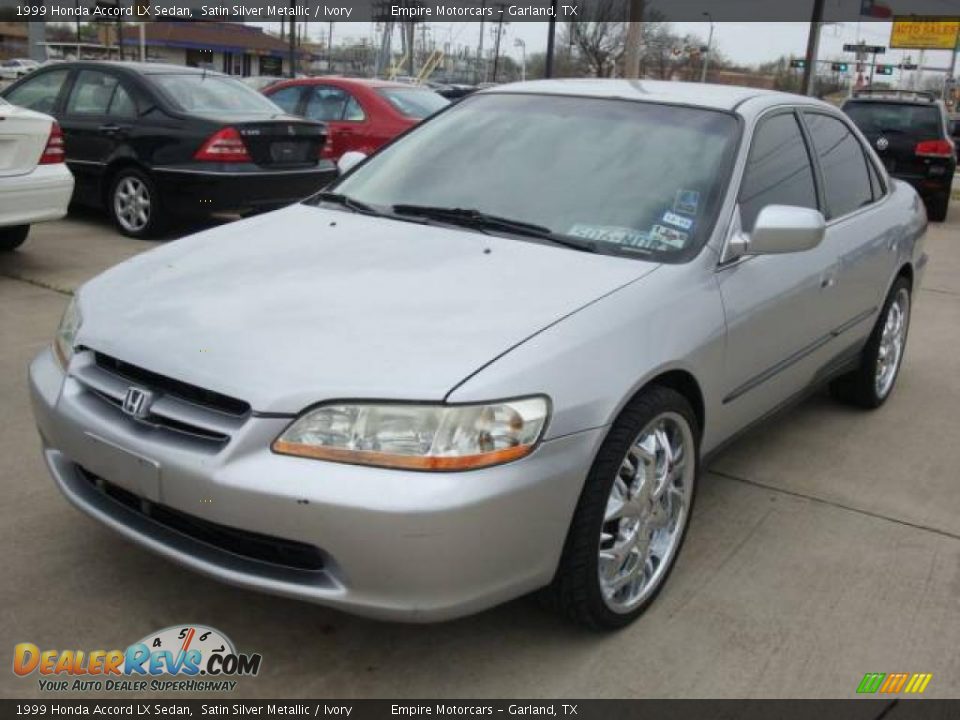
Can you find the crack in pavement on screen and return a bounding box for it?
[921,286,960,298]
[710,468,960,543]
[0,271,74,296]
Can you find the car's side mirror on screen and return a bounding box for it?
[337,151,367,175]
[748,205,826,255]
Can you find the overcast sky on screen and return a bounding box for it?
[262,21,957,71]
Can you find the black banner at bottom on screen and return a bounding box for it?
[2,700,959,720]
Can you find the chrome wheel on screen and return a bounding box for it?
[113,176,151,233]
[875,288,909,400]
[598,411,695,613]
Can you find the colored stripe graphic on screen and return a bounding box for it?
[857,673,886,693]
[857,672,932,694]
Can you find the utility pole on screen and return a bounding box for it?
[327,22,334,73]
[492,6,506,82]
[623,0,644,79]
[288,11,296,77]
[801,0,825,95]
[699,12,714,83]
[545,0,557,78]
[476,6,486,84]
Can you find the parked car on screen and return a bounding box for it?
[1,62,334,238]
[842,89,956,221]
[951,114,960,162]
[240,75,285,92]
[30,80,926,629]
[427,81,479,101]
[0,58,39,81]
[0,97,74,251]
[263,77,448,161]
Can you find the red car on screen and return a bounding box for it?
[263,77,449,161]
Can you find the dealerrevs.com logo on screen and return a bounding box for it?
[13,625,262,692]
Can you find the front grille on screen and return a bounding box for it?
[70,351,250,450]
[78,467,326,572]
[94,353,249,417]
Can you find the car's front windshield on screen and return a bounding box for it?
[329,93,740,261]
[151,74,283,115]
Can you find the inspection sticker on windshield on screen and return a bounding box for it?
[661,211,694,231]
[674,189,700,216]
[569,224,651,248]
[650,224,688,249]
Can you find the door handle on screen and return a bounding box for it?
[820,272,837,289]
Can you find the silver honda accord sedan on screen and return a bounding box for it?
[29,80,927,629]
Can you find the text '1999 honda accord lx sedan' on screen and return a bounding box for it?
[29,80,927,629]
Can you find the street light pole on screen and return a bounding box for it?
[699,12,714,83]
[514,38,526,81]
[801,0,825,96]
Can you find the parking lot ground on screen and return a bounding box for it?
[1,203,959,699]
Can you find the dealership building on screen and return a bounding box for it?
[120,21,297,76]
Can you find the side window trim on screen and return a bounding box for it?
[735,105,824,225]
[800,109,883,222]
[65,69,121,118]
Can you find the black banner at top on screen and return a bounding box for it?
[1,0,960,22]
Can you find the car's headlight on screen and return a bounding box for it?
[53,296,82,370]
[272,397,549,471]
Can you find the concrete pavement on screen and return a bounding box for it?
[1,203,958,699]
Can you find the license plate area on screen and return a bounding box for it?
[80,433,161,503]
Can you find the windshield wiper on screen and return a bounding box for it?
[391,204,600,254]
[314,191,380,216]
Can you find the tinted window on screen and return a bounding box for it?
[805,113,873,218]
[267,86,302,114]
[844,102,942,138]
[66,71,119,115]
[304,86,350,122]
[344,95,365,121]
[739,112,818,232]
[109,84,137,119]
[333,95,739,261]
[151,75,280,114]
[376,88,449,118]
[5,69,69,113]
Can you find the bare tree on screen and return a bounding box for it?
[564,0,628,77]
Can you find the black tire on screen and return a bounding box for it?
[926,194,949,222]
[543,386,700,630]
[830,277,912,409]
[0,225,29,252]
[108,167,166,239]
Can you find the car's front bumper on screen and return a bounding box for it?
[0,163,73,228]
[151,163,337,216]
[29,348,602,621]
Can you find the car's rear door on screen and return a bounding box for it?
[716,108,839,430]
[302,84,370,159]
[59,69,139,206]
[801,110,897,347]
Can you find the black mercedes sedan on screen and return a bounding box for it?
[1,62,335,237]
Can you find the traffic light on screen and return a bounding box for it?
[831,62,849,72]
[790,59,806,69]
[876,64,894,75]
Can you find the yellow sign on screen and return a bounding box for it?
[890,19,960,50]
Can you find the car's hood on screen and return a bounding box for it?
[76,204,658,413]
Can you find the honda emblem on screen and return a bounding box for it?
[122,387,152,419]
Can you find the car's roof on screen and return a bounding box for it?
[32,60,225,76]
[278,76,426,89]
[481,78,826,113]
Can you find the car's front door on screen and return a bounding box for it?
[60,69,138,206]
[715,108,841,435]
